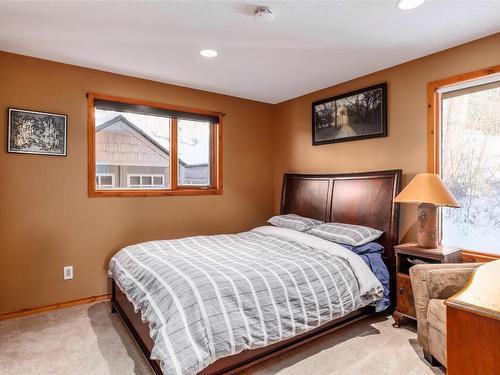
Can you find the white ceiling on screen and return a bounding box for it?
[0,1,499,104]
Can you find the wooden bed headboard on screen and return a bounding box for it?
[280,170,402,305]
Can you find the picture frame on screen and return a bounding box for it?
[7,108,67,156]
[312,83,387,145]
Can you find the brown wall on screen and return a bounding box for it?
[2,33,499,314]
[272,33,500,243]
[0,52,275,313]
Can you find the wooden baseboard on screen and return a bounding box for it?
[461,250,499,263]
[0,294,111,321]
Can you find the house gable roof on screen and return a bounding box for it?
[96,114,205,167]
[96,114,169,155]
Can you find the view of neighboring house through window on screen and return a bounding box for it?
[128,174,165,188]
[90,94,221,196]
[440,77,500,254]
[96,173,115,188]
[95,110,171,189]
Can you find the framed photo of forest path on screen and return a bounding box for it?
[312,83,387,145]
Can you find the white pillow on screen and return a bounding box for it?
[268,214,324,232]
[307,222,383,246]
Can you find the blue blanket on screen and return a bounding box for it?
[341,242,390,312]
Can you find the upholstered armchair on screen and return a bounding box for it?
[409,262,482,367]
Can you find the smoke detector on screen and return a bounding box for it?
[255,6,274,22]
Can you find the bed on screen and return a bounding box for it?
[110,169,402,374]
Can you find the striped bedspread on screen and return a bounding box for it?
[109,228,383,374]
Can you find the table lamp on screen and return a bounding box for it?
[394,173,460,248]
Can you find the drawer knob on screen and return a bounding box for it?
[399,287,404,295]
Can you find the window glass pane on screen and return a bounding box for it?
[441,81,500,254]
[129,176,140,186]
[95,109,170,190]
[177,119,211,186]
[96,174,114,187]
[153,176,163,186]
[142,176,152,186]
[100,175,113,186]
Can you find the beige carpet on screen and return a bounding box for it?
[0,302,444,375]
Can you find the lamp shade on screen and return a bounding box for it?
[394,173,460,207]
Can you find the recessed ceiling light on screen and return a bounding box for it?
[396,0,424,10]
[200,49,218,58]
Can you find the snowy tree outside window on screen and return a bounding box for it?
[440,80,500,254]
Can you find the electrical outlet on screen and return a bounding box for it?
[64,266,73,280]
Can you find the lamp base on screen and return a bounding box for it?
[416,203,439,248]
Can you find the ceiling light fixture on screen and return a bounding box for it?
[255,6,274,22]
[396,0,424,10]
[200,49,218,58]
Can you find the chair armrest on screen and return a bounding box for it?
[409,262,482,351]
[426,265,480,299]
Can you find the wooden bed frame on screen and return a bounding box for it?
[111,169,402,374]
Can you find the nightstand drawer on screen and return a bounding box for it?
[396,273,416,318]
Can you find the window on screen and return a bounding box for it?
[128,174,165,188]
[429,67,500,255]
[96,173,115,188]
[88,93,223,197]
[178,119,211,186]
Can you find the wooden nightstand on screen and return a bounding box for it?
[392,242,461,328]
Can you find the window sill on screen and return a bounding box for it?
[88,188,223,198]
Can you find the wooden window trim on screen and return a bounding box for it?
[427,65,500,260]
[88,93,224,197]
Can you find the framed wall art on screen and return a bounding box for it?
[8,108,67,156]
[312,83,387,145]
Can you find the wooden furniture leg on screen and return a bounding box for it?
[423,350,441,367]
[392,311,403,328]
